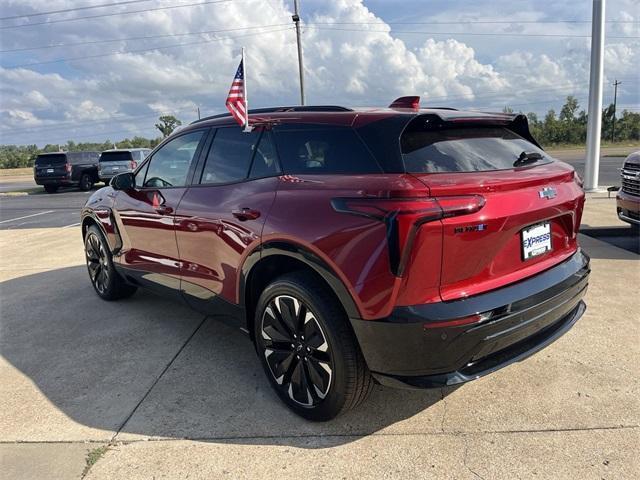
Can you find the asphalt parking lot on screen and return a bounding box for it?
[0,157,638,479]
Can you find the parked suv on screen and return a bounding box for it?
[617,151,640,227]
[98,148,151,184]
[81,99,589,420]
[34,151,100,193]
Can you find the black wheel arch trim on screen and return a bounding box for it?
[240,240,362,323]
[80,208,122,254]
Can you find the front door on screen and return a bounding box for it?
[112,129,208,295]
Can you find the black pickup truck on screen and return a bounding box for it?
[34,151,101,193]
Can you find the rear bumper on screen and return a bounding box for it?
[616,190,640,225]
[34,176,74,186]
[350,249,590,388]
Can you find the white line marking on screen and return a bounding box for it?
[62,222,81,229]
[0,210,54,224]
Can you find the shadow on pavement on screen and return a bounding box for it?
[580,224,639,255]
[0,266,450,446]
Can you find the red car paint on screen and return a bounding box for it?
[82,107,585,322]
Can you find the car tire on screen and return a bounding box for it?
[79,173,93,191]
[84,225,137,301]
[254,271,373,421]
[44,185,58,193]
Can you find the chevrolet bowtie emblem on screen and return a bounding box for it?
[539,187,557,199]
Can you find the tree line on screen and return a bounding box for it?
[0,115,182,169]
[1,102,638,169]
[518,96,639,146]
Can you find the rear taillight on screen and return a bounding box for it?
[65,163,72,173]
[130,160,137,170]
[332,195,484,276]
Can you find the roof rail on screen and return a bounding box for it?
[191,105,353,124]
[428,107,459,111]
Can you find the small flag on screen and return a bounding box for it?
[226,58,247,128]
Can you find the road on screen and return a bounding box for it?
[0,155,629,230]
[0,189,92,229]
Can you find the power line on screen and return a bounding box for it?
[0,0,236,30]
[0,23,292,53]
[310,20,639,25]
[305,25,639,39]
[4,26,294,68]
[0,0,153,21]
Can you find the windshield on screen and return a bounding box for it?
[401,126,552,173]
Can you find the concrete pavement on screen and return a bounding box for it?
[0,195,638,479]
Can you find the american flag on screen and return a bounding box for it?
[225,59,247,127]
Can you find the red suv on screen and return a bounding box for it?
[81,99,590,420]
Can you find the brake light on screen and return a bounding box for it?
[130,160,137,170]
[332,195,484,276]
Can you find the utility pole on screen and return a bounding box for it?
[611,79,621,142]
[292,0,306,105]
[584,0,606,192]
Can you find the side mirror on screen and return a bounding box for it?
[111,172,136,191]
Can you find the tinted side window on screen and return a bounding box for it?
[273,125,381,174]
[143,131,204,188]
[200,127,260,184]
[249,131,280,179]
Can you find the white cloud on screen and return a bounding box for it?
[0,0,637,145]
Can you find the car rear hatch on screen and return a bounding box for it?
[99,151,135,176]
[34,154,68,178]
[401,115,584,302]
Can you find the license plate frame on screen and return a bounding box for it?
[46,168,54,173]
[521,222,552,260]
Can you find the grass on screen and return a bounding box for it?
[0,167,32,176]
[546,142,640,154]
[82,445,109,478]
[0,187,42,196]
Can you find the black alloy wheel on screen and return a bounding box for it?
[254,272,373,421]
[260,294,333,406]
[84,225,137,300]
[85,230,110,296]
[79,173,93,191]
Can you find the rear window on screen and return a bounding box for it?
[35,154,66,165]
[401,126,551,173]
[273,125,381,174]
[100,151,133,162]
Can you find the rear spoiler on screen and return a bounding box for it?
[406,112,543,150]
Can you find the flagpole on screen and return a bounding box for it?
[242,47,251,132]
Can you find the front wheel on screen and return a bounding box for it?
[84,225,137,300]
[254,272,373,421]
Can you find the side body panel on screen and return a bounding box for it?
[111,187,186,296]
[175,177,278,312]
[260,174,428,320]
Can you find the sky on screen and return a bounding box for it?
[0,0,638,146]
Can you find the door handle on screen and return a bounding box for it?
[155,205,173,215]
[232,208,260,221]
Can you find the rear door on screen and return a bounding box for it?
[112,129,207,296]
[401,121,584,301]
[175,126,280,313]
